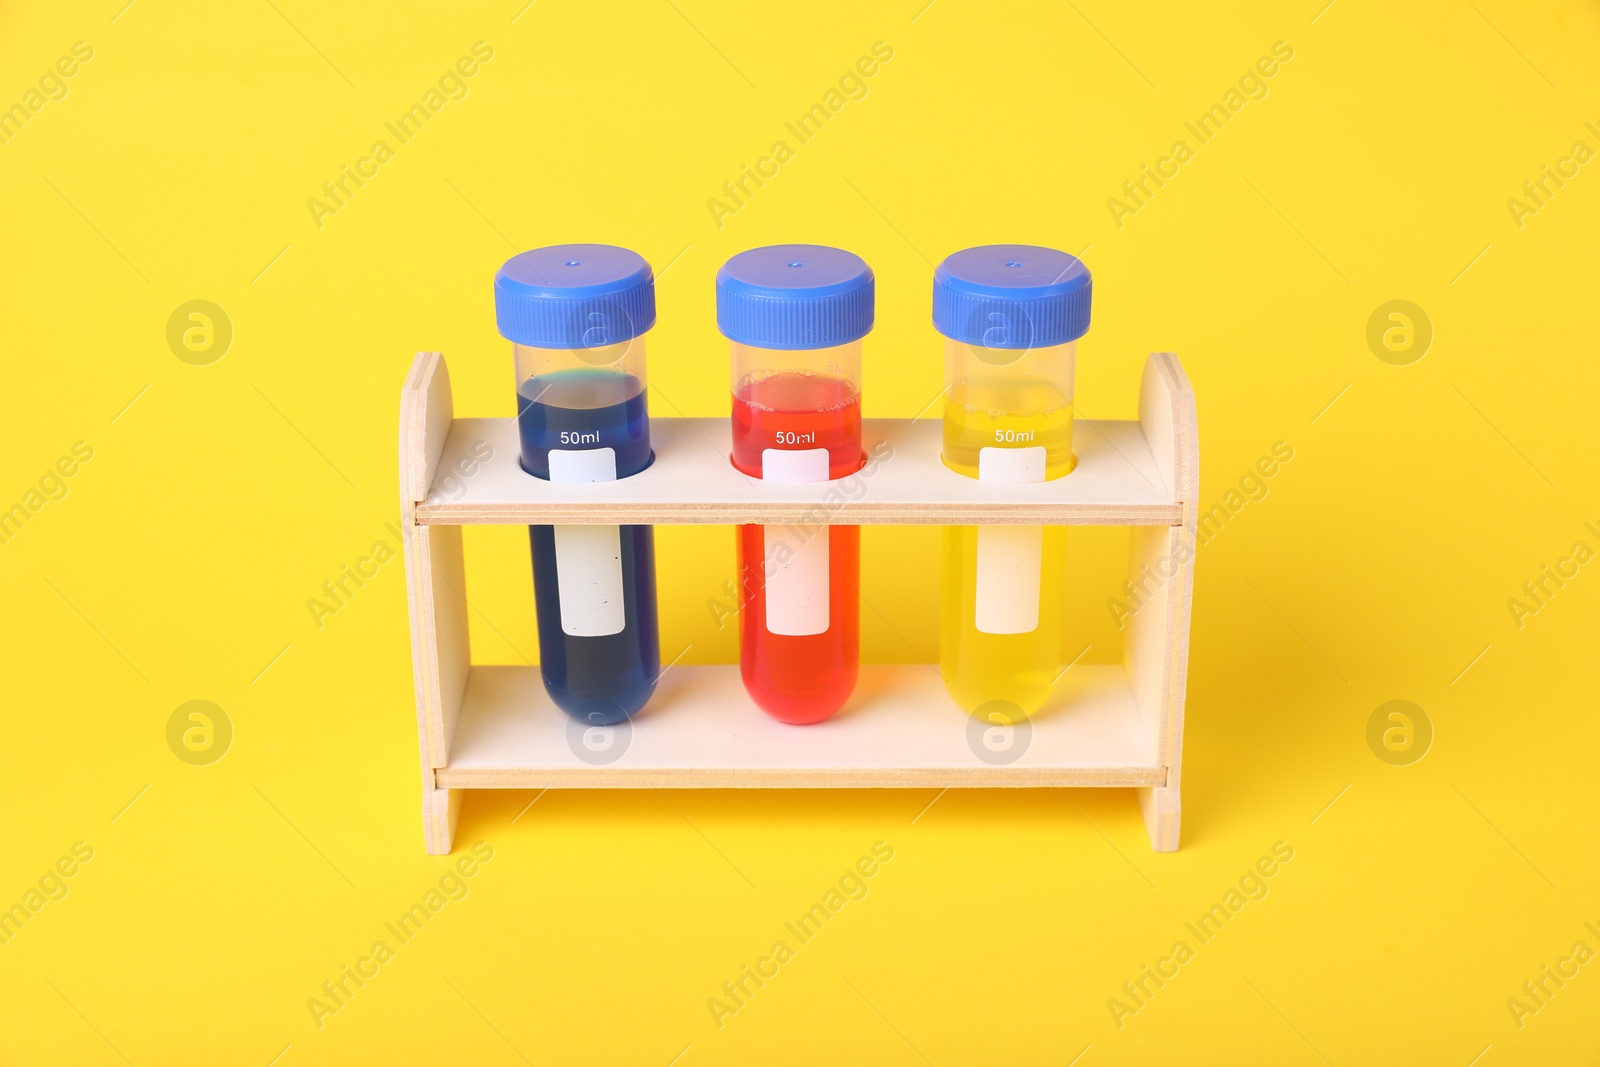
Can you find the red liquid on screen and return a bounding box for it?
[732,374,862,724]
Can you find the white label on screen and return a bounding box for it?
[975,525,1043,633]
[974,445,1046,635]
[761,446,831,636]
[761,447,829,483]
[548,447,625,637]
[978,445,1046,483]
[552,525,626,636]
[765,525,829,635]
[548,446,617,483]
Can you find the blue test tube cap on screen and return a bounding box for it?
[932,245,1092,350]
[716,244,875,351]
[495,244,656,349]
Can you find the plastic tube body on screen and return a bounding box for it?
[516,339,659,725]
[939,338,1076,718]
[730,341,862,724]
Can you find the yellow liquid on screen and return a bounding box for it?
[941,378,1076,479]
[940,378,1073,718]
[940,525,1068,718]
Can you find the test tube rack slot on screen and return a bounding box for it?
[401,351,1197,853]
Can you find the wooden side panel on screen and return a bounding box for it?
[402,351,456,507]
[401,352,466,851]
[1138,784,1181,853]
[422,779,461,856]
[1126,526,1185,766]
[1127,353,1198,852]
[410,525,469,767]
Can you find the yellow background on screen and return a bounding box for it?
[4,0,1599,1062]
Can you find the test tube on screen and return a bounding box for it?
[717,245,874,724]
[494,245,660,726]
[933,245,1091,719]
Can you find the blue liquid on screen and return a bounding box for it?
[517,371,652,479]
[518,370,658,725]
[529,525,659,725]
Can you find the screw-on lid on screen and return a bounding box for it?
[494,244,656,349]
[932,245,1091,349]
[715,245,874,350]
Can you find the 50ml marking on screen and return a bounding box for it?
[560,430,601,445]
[994,429,1035,443]
[775,430,815,445]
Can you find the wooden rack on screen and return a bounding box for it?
[401,352,1197,853]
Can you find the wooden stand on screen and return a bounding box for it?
[400,352,1197,853]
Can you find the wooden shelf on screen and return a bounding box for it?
[417,416,1180,527]
[400,350,1197,855]
[438,664,1164,789]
